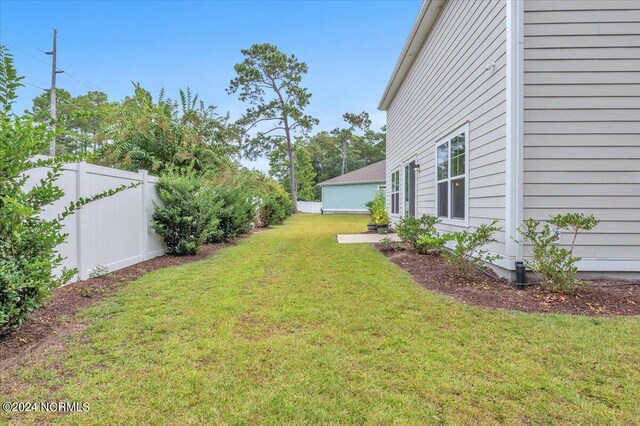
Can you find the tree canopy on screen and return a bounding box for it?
[228,43,318,203]
[100,84,240,173]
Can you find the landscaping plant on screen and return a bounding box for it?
[206,186,256,243]
[152,170,221,255]
[367,190,387,226]
[518,213,599,293]
[415,233,455,256]
[443,221,502,279]
[395,214,440,252]
[378,236,397,253]
[258,190,295,227]
[0,46,133,332]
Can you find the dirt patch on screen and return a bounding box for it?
[0,238,243,371]
[380,245,640,316]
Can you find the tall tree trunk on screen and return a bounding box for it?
[341,136,347,175]
[283,116,298,211]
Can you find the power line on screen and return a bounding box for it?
[2,42,51,67]
[2,30,103,93]
[61,69,99,92]
[1,30,48,54]
[24,81,48,91]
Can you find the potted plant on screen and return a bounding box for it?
[374,210,390,234]
[366,191,385,232]
[365,200,377,231]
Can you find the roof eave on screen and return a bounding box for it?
[319,180,385,187]
[377,0,447,111]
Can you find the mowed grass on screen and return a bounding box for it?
[2,214,639,425]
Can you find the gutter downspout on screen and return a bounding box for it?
[505,0,525,267]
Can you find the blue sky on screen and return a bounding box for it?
[1,0,420,170]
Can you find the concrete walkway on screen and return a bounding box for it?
[337,233,402,244]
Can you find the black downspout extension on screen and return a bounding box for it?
[515,261,526,290]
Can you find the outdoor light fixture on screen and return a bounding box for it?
[413,164,421,172]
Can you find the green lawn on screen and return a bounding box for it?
[3,214,639,425]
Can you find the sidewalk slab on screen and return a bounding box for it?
[337,234,401,244]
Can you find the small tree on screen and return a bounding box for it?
[443,221,502,279]
[0,45,134,332]
[518,213,599,293]
[228,43,318,206]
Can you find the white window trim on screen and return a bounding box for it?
[434,123,470,227]
[402,155,418,218]
[390,170,401,216]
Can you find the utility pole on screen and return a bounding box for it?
[44,28,63,157]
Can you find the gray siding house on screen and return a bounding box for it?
[379,0,639,278]
[319,160,386,214]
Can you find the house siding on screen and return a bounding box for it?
[386,0,508,255]
[322,183,383,212]
[523,0,640,260]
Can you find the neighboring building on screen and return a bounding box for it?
[319,160,386,214]
[379,0,639,278]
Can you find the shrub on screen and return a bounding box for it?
[207,186,256,243]
[259,191,294,227]
[396,214,439,249]
[373,209,390,226]
[518,213,598,293]
[443,221,502,279]
[415,233,454,255]
[367,190,386,224]
[0,46,132,332]
[152,171,220,255]
[378,236,398,252]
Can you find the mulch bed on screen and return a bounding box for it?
[379,245,640,316]
[0,239,242,370]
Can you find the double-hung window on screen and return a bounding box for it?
[436,127,467,222]
[390,170,400,214]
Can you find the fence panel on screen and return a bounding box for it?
[25,161,165,282]
[297,201,322,214]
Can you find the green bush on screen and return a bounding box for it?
[0,46,132,333]
[396,214,439,250]
[206,186,256,243]
[443,221,502,279]
[152,171,219,255]
[259,191,295,227]
[518,213,598,293]
[415,233,454,255]
[366,190,385,225]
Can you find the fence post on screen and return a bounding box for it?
[139,170,149,260]
[76,161,86,280]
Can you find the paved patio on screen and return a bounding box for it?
[336,233,402,244]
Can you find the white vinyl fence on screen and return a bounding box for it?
[25,160,165,282]
[297,201,322,214]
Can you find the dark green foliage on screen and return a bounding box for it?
[415,233,455,256]
[259,191,295,227]
[331,112,372,175]
[1,45,133,332]
[307,126,385,198]
[151,171,218,255]
[102,84,239,173]
[29,88,115,156]
[206,187,256,243]
[228,43,318,203]
[395,214,440,250]
[269,138,317,201]
[366,191,386,226]
[518,213,599,293]
[443,221,502,279]
[152,169,263,253]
